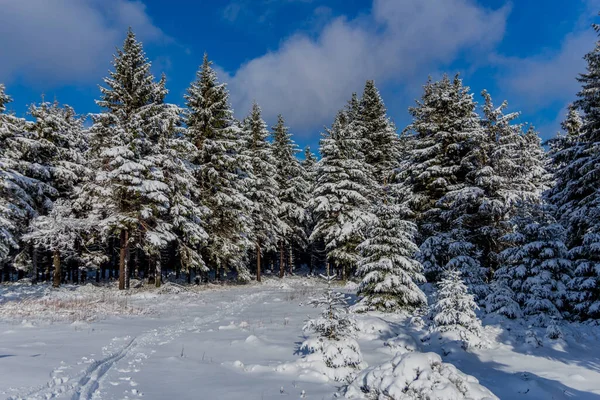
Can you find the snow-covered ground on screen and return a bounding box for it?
[1,277,599,399]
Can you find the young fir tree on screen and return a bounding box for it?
[355,184,427,313]
[271,115,310,275]
[185,54,252,281]
[301,273,364,383]
[357,80,399,186]
[431,269,482,340]
[494,206,571,326]
[242,103,283,282]
[79,29,186,289]
[549,24,600,319]
[310,108,375,280]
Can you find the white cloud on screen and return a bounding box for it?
[494,31,595,110]
[221,0,510,132]
[0,0,167,86]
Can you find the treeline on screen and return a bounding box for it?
[2,26,600,323]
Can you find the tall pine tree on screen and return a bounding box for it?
[311,107,375,280]
[272,115,310,275]
[242,103,282,282]
[185,54,252,281]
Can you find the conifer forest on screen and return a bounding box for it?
[2,12,600,400]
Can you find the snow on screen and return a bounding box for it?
[1,278,600,399]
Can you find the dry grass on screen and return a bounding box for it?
[0,286,151,323]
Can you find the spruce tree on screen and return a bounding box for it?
[302,146,319,274]
[271,115,310,274]
[185,54,252,281]
[431,269,482,340]
[403,75,482,240]
[242,102,282,282]
[404,75,487,294]
[355,199,427,313]
[549,24,600,319]
[79,29,186,289]
[310,108,375,280]
[496,206,571,325]
[357,80,399,186]
[0,85,38,263]
[28,100,87,198]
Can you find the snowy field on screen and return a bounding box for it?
[1,277,600,400]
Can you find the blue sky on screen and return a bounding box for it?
[1,0,599,152]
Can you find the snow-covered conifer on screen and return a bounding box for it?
[310,108,375,280]
[548,25,600,319]
[301,273,364,382]
[242,103,283,281]
[498,206,570,325]
[431,269,482,339]
[23,200,101,287]
[356,201,426,313]
[0,85,60,269]
[185,54,252,281]
[79,29,190,289]
[357,80,399,185]
[271,115,310,273]
[402,75,482,239]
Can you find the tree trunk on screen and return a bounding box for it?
[52,249,61,288]
[155,257,161,288]
[288,244,293,275]
[119,230,128,290]
[256,243,262,283]
[342,263,346,282]
[31,246,38,285]
[326,262,330,278]
[125,246,131,289]
[279,242,284,278]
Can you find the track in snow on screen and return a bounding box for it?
[7,289,269,400]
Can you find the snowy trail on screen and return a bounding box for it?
[5,288,269,400]
[3,280,600,399]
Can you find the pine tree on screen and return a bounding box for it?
[28,100,88,198]
[0,84,39,263]
[242,103,282,282]
[357,80,399,186]
[302,146,319,274]
[496,206,571,325]
[301,273,364,383]
[23,199,101,287]
[403,75,482,240]
[185,54,252,281]
[356,198,427,313]
[548,24,600,319]
[431,269,482,339]
[310,108,375,280]
[271,115,310,275]
[79,29,187,289]
[442,92,547,284]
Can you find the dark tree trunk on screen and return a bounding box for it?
[31,247,38,285]
[256,243,261,283]
[119,230,129,290]
[279,242,284,279]
[52,250,61,288]
[288,244,293,275]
